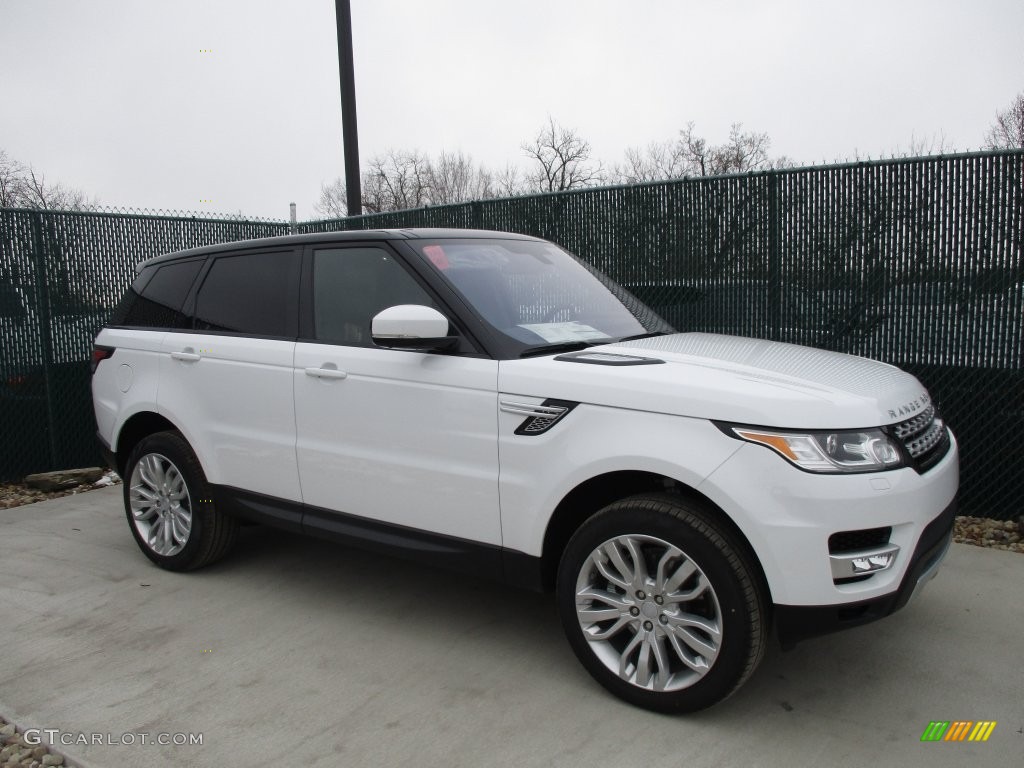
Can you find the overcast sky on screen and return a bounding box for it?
[2,0,1022,220]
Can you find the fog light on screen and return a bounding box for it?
[852,552,896,573]
[830,544,900,580]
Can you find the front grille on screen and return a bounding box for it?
[905,419,946,457]
[829,527,892,554]
[892,406,936,441]
[891,405,951,473]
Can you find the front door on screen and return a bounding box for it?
[293,244,501,545]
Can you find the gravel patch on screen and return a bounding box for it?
[953,515,1023,553]
[0,717,71,768]
[0,471,120,510]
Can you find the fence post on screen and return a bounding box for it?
[767,171,782,339]
[28,211,59,469]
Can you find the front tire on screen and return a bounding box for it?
[123,431,237,571]
[557,494,767,713]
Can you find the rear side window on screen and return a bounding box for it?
[194,251,296,337]
[110,259,203,328]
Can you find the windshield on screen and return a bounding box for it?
[410,238,672,354]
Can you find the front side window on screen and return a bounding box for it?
[194,251,295,336]
[409,239,670,354]
[312,247,438,347]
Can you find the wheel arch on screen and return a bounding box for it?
[113,411,181,477]
[540,470,772,605]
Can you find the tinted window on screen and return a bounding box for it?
[195,251,294,337]
[113,260,203,328]
[313,247,437,346]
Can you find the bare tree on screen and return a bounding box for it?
[316,149,507,217]
[313,177,348,218]
[677,123,714,176]
[429,151,494,205]
[522,117,604,192]
[0,150,28,207]
[897,131,953,157]
[614,122,788,183]
[0,150,96,210]
[708,123,776,174]
[984,92,1024,149]
[19,167,94,210]
[494,163,526,197]
[360,149,434,214]
[615,140,690,183]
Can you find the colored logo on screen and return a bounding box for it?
[921,721,996,742]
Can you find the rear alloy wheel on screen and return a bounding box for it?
[129,452,192,557]
[123,431,237,571]
[557,494,767,713]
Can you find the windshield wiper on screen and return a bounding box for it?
[613,331,670,343]
[518,341,606,358]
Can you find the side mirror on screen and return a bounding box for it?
[371,305,459,351]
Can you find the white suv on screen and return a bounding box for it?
[91,229,958,712]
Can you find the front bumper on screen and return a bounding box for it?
[774,496,956,648]
[697,429,959,607]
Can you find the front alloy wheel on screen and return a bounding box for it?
[557,494,767,713]
[574,534,723,692]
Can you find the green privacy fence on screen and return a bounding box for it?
[0,209,288,480]
[1,149,1021,519]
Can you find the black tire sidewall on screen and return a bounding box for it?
[122,431,213,571]
[557,497,762,713]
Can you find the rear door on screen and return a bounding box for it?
[157,248,302,505]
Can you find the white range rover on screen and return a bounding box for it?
[91,229,958,712]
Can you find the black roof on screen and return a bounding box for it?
[138,228,543,269]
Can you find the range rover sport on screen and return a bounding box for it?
[91,229,959,712]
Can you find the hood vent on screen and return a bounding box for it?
[554,351,664,366]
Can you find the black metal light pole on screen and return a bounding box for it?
[335,0,362,216]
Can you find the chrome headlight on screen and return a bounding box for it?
[724,425,905,473]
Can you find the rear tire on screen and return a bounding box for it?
[123,431,237,571]
[556,493,767,713]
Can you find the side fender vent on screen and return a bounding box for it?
[500,399,579,436]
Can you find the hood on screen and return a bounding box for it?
[498,333,931,429]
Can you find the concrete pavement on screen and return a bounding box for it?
[2,486,1022,767]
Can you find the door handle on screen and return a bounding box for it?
[171,350,201,362]
[305,366,348,380]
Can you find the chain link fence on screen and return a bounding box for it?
[2,150,1021,518]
